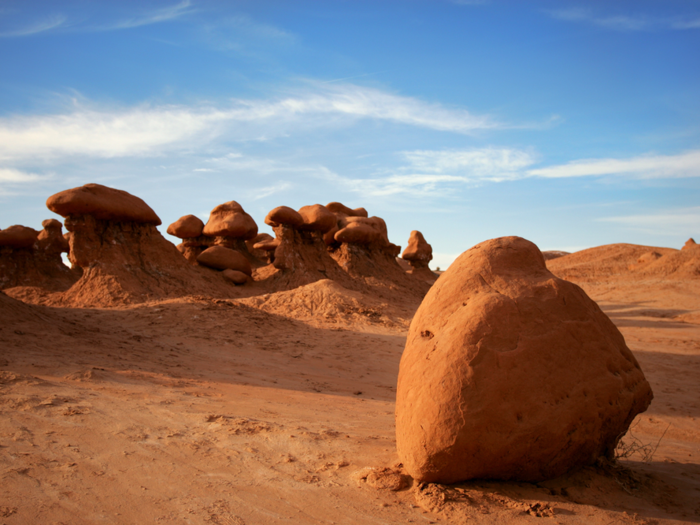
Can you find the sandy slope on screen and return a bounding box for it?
[1,245,700,524]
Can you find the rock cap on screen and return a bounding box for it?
[46,183,161,225]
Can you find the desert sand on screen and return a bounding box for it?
[2,233,700,524]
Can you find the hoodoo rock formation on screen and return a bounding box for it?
[202,201,261,265]
[324,204,419,294]
[167,214,206,263]
[0,222,76,290]
[46,183,227,306]
[401,230,436,282]
[263,204,352,289]
[395,236,653,483]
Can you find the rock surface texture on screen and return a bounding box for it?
[395,236,653,483]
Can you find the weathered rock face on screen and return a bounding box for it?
[683,238,697,251]
[395,236,653,484]
[45,184,229,306]
[0,222,76,290]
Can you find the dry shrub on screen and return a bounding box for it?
[615,420,670,463]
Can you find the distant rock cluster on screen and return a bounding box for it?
[1,183,435,305]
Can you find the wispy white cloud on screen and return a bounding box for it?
[250,182,293,201]
[0,14,66,37]
[0,167,45,183]
[0,85,504,161]
[402,148,536,181]
[527,150,700,179]
[548,8,649,31]
[94,0,194,31]
[320,147,538,197]
[200,14,296,53]
[597,207,700,236]
[547,7,700,32]
[672,17,700,29]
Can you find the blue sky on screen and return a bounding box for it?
[1,0,698,269]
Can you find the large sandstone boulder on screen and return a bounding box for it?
[395,236,653,483]
[682,238,697,251]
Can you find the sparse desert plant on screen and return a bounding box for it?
[615,419,670,463]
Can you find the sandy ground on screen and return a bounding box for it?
[1,262,699,523]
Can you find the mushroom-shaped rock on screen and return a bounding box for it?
[402,231,432,268]
[203,201,258,240]
[197,246,252,276]
[222,269,248,285]
[47,183,161,225]
[167,215,204,239]
[0,225,39,249]
[265,206,304,228]
[395,236,653,484]
[43,184,230,306]
[298,205,336,233]
[683,238,697,250]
